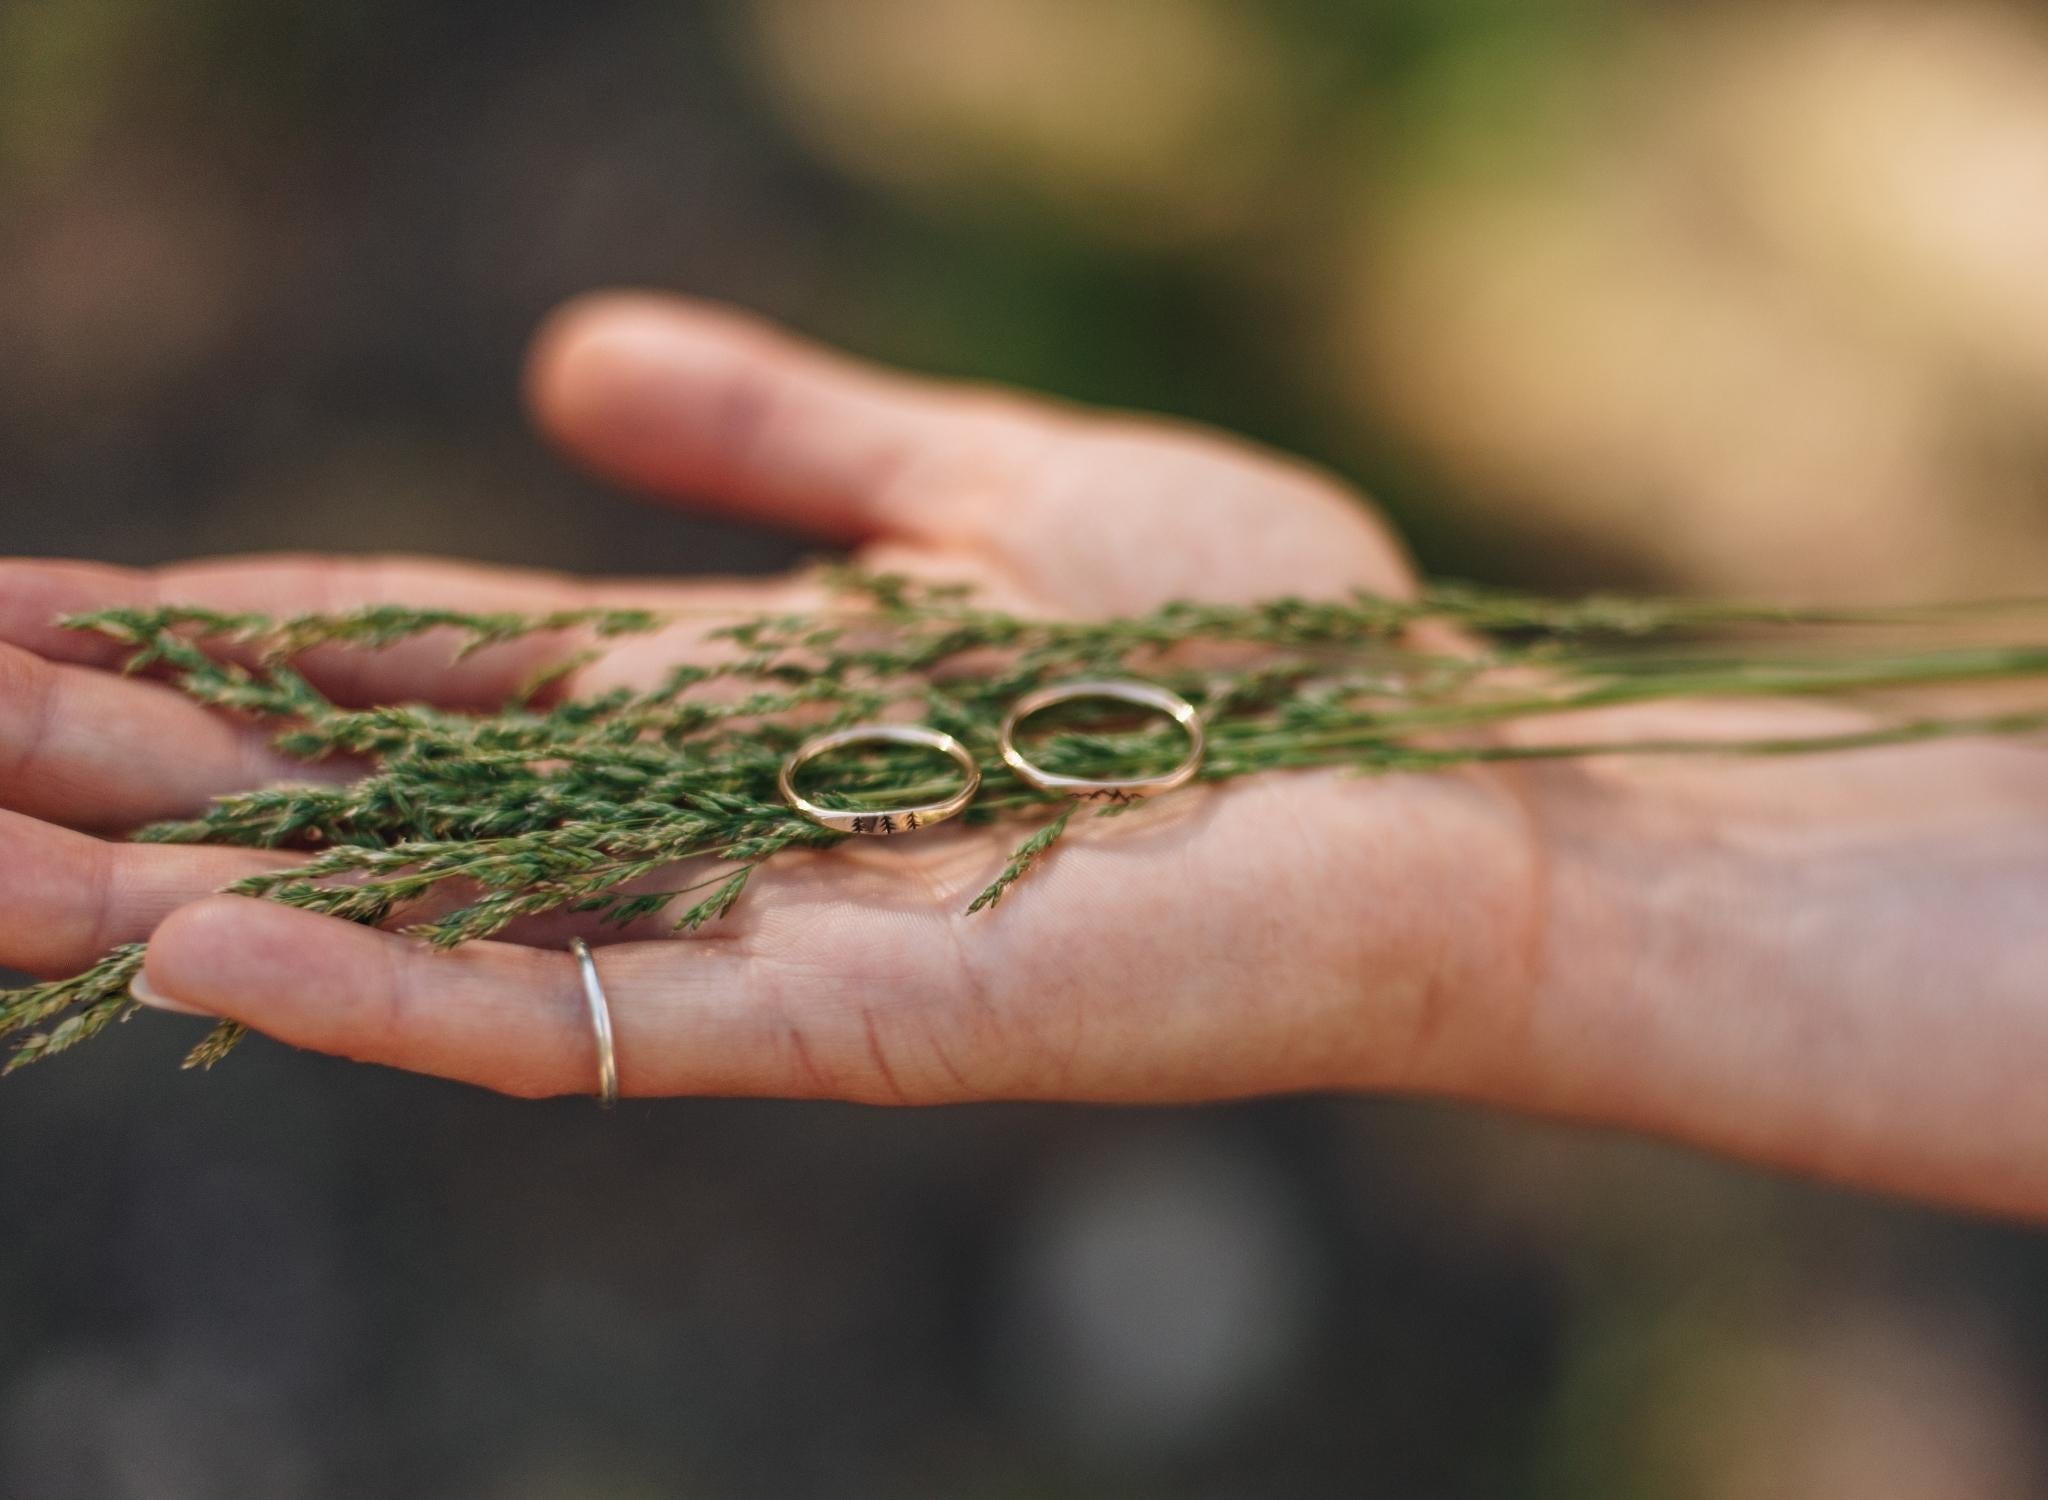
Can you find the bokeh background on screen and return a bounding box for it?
[5,1,2048,1495]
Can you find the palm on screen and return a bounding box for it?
[563,366,1523,1106]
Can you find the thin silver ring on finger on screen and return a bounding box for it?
[568,938,619,1108]
[998,679,1205,805]
[778,724,982,836]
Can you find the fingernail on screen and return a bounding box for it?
[131,970,213,1017]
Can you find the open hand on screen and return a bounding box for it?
[3,294,2044,1219]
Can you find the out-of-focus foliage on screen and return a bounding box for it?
[738,0,2048,598]
[1338,3,2048,598]
[3,2,2047,1497]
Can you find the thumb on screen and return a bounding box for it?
[524,291,1046,545]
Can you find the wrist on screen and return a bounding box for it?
[1503,742,2048,1219]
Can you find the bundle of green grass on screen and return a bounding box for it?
[6,572,2045,1072]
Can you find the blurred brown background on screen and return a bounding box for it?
[3,1,2047,1495]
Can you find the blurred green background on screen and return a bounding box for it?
[3,1,2047,1495]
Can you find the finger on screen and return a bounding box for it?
[0,642,351,831]
[0,554,791,708]
[526,291,1049,544]
[525,292,1412,611]
[139,893,984,1102]
[0,811,293,977]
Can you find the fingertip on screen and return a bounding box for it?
[524,289,650,421]
[0,558,146,665]
[148,897,442,1080]
[521,290,955,540]
[148,901,399,1057]
[146,896,366,1027]
[523,290,778,459]
[144,898,584,1094]
[129,969,211,1016]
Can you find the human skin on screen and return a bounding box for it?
[1,293,2044,1219]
